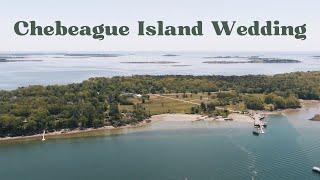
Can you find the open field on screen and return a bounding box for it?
[119,92,226,115]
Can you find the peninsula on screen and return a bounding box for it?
[0,71,319,139]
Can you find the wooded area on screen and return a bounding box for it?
[0,71,319,137]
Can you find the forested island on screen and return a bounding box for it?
[120,61,178,64]
[64,53,121,58]
[203,57,301,64]
[0,71,319,137]
[0,59,43,63]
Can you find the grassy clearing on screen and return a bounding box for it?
[226,102,247,111]
[119,92,220,115]
[143,95,195,114]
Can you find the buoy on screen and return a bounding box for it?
[41,130,46,141]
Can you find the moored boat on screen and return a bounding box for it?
[312,166,320,173]
[252,127,264,135]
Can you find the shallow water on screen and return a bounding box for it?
[1,104,319,180]
[0,51,319,90]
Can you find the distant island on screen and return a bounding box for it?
[203,61,246,64]
[64,53,122,57]
[247,57,301,63]
[0,71,319,139]
[0,59,43,62]
[310,114,320,121]
[120,61,178,64]
[0,56,25,59]
[203,57,301,64]
[203,56,251,59]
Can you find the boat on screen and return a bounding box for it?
[312,166,320,173]
[252,127,260,135]
[252,127,264,135]
[41,130,46,141]
[262,121,267,128]
[260,128,265,134]
[252,130,259,136]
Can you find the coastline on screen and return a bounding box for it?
[281,99,320,115]
[0,113,253,143]
[0,121,151,143]
[1,100,319,143]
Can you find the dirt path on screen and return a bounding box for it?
[151,94,201,105]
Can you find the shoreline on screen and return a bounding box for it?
[1,100,319,143]
[280,99,320,115]
[0,113,253,143]
[0,120,151,143]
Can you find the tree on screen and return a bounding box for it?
[132,104,149,123]
[244,96,264,110]
[207,102,216,113]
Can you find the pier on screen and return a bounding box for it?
[250,112,267,135]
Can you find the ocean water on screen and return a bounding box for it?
[0,51,319,90]
[0,103,319,180]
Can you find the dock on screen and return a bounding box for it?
[251,113,267,135]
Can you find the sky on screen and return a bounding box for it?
[0,0,319,52]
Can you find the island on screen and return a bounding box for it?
[203,61,246,64]
[120,61,178,64]
[64,53,122,57]
[0,59,43,62]
[247,57,301,63]
[203,56,249,59]
[0,71,319,139]
[203,57,301,64]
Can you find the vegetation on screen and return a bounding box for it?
[243,93,300,110]
[0,71,319,137]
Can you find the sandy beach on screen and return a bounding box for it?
[280,99,320,115]
[0,113,254,143]
[149,113,254,123]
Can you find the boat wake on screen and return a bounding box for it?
[225,128,258,179]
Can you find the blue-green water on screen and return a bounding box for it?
[1,52,320,90]
[0,104,319,180]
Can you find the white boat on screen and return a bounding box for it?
[252,127,264,135]
[41,130,46,141]
[312,166,320,173]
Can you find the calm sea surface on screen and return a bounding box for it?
[0,52,319,90]
[0,103,319,180]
